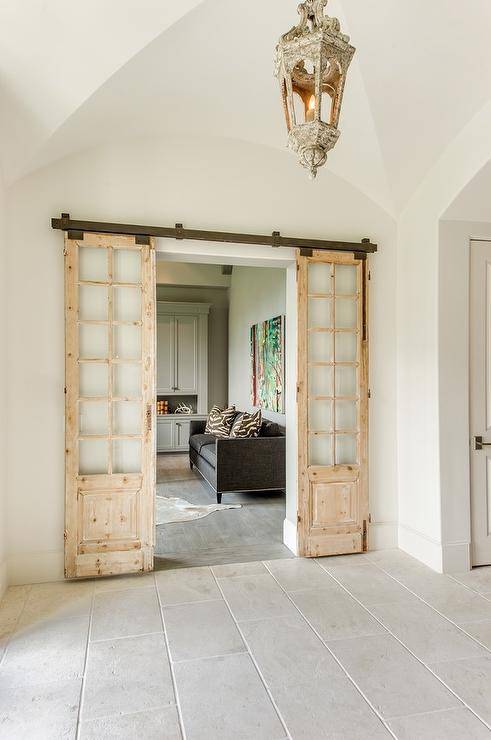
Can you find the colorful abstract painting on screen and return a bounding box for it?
[250,315,285,413]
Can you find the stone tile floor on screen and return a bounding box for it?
[1,550,491,738]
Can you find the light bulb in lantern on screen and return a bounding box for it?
[305,95,316,123]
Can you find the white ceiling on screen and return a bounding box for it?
[443,160,491,223]
[1,0,490,215]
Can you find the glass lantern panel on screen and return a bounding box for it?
[335,264,357,294]
[79,439,108,474]
[79,402,109,436]
[309,298,332,328]
[79,363,108,397]
[309,365,333,397]
[321,91,333,123]
[335,365,357,397]
[113,286,141,322]
[79,246,108,283]
[334,332,357,363]
[113,364,141,398]
[309,434,333,467]
[335,434,358,465]
[113,249,141,284]
[308,263,332,294]
[112,439,141,474]
[335,298,357,329]
[79,324,108,359]
[113,401,142,436]
[335,400,358,431]
[79,285,108,321]
[113,325,141,360]
[309,400,333,432]
[309,331,333,363]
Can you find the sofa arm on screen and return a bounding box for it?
[189,419,206,437]
[215,436,286,492]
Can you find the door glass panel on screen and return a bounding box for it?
[112,439,141,473]
[335,264,357,294]
[80,363,108,397]
[79,402,109,435]
[113,286,141,322]
[113,249,141,284]
[335,332,357,362]
[309,365,333,397]
[335,434,357,465]
[335,298,357,329]
[335,400,357,431]
[309,298,332,328]
[113,364,141,398]
[113,402,141,435]
[79,285,108,321]
[309,401,333,431]
[309,331,333,363]
[113,325,141,359]
[309,434,333,466]
[308,263,332,294]
[335,366,357,397]
[79,246,108,282]
[79,439,108,474]
[79,325,109,359]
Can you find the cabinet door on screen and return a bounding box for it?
[157,314,174,393]
[175,420,191,450]
[157,419,174,452]
[175,315,198,393]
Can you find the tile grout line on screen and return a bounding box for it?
[0,585,32,671]
[262,562,397,739]
[319,561,491,732]
[154,573,188,740]
[75,583,96,740]
[209,567,292,740]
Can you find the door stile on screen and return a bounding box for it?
[142,240,156,566]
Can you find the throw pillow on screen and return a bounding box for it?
[230,409,262,438]
[205,405,236,438]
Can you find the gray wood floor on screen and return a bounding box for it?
[154,453,292,570]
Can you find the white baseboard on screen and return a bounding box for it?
[0,557,7,600]
[398,523,470,573]
[8,550,64,586]
[283,518,298,556]
[369,521,397,551]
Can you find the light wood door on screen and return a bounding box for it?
[157,314,175,393]
[297,250,369,557]
[175,314,198,393]
[470,240,491,565]
[65,232,156,578]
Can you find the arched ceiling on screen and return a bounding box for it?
[1,0,491,216]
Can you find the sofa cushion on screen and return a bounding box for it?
[230,409,262,438]
[260,420,281,437]
[199,442,216,469]
[205,405,236,437]
[189,433,216,454]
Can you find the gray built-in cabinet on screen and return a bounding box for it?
[156,301,209,452]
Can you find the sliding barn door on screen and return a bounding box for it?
[65,233,156,578]
[297,250,368,557]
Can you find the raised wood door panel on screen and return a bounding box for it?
[157,314,175,393]
[175,315,198,393]
[65,233,156,579]
[157,418,174,452]
[175,419,191,450]
[297,250,368,557]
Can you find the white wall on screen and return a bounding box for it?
[5,134,398,584]
[228,266,286,426]
[0,173,6,598]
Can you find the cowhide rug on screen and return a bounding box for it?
[156,495,241,526]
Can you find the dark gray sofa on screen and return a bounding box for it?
[189,418,286,503]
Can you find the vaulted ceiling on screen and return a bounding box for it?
[1,0,490,216]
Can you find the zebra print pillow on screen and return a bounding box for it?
[230,409,262,438]
[205,405,236,437]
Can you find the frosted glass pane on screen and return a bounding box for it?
[309,298,332,328]
[79,439,108,474]
[112,439,141,473]
[114,286,141,321]
[335,332,357,362]
[309,366,333,397]
[114,249,141,283]
[79,246,108,282]
[113,364,141,398]
[309,435,333,466]
[79,325,108,359]
[79,285,108,321]
[335,434,357,465]
[335,298,357,329]
[309,401,333,431]
[308,263,332,294]
[335,366,357,397]
[113,325,141,359]
[80,363,108,397]
[113,402,141,435]
[335,400,358,431]
[335,264,357,294]
[309,331,333,362]
[79,402,109,435]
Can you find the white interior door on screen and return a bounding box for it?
[470,239,491,566]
